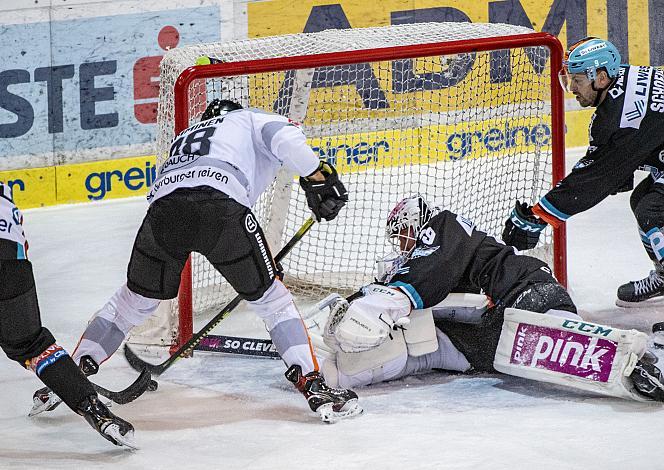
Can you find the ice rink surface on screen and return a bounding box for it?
[0,154,662,469]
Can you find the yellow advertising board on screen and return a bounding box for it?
[0,167,57,209]
[247,0,653,152]
[248,0,648,65]
[0,156,157,209]
[309,115,555,174]
[55,156,157,204]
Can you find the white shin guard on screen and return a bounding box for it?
[73,284,159,365]
[248,280,316,374]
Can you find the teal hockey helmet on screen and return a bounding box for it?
[564,37,621,80]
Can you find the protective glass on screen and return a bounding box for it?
[559,36,598,93]
[558,66,591,93]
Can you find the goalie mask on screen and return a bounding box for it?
[201,99,243,121]
[385,195,433,256]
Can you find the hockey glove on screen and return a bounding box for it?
[299,161,348,222]
[502,201,547,250]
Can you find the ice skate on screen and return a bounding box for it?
[28,355,100,417]
[630,352,664,402]
[28,386,63,417]
[285,364,363,423]
[616,269,664,307]
[76,395,137,449]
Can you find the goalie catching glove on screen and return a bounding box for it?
[323,284,412,353]
[299,161,348,222]
[502,201,547,250]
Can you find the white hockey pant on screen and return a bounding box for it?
[248,280,317,374]
[73,284,159,365]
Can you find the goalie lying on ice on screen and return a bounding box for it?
[307,196,664,402]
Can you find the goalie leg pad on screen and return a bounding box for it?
[494,308,650,401]
[335,334,408,388]
[400,329,471,378]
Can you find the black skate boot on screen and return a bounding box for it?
[29,355,100,417]
[630,352,664,402]
[76,395,137,449]
[285,364,362,423]
[616,268,664,307]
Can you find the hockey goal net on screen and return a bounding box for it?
[128,22,566,351]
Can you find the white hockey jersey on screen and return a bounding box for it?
[147,108,320,207]
[0,183,27,250]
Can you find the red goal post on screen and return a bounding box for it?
[135,23,567,352]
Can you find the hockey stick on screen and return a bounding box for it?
[196,334,280,358]
[124,216,317,376]
[90,369,152,405]
[192,294,347,358]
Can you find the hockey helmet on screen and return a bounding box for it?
[201,99,243,121]
[559,37,621,92]
[386,195,433,254]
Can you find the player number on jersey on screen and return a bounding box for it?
[419,227,436,245]
[169,126,217,158]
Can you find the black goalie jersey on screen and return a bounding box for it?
[384,210,555,309]
[534,65,664,226]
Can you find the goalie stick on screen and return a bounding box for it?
[124,216,316,376]
[196,334,280,358]
[192,294,352,358]
[90,369,152,405]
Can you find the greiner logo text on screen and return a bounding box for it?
[85,161,156,200]
[446,123,551,160]
[312,140,390,166]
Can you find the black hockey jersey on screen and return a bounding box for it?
[384,210,554,309]
[535,65,664,226]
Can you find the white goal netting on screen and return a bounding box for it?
[128,22,565,348]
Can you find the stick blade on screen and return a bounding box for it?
[92,369,152,405]
[123,344,166,376]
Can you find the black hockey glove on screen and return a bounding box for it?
[299,161,348,222]
[502,201,547,250]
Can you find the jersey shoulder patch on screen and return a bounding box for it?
[619,65,653,130]
[455,214,475,236]
[410,245,439,259]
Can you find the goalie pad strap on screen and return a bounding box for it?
[403,307,438,357]
[494,308,649,401]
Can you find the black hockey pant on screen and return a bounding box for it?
[127,187,277,302]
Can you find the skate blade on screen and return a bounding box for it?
[616,296,664,308]
[317,399,364,424]
[104,425,138,450]
[28,395,62,417]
